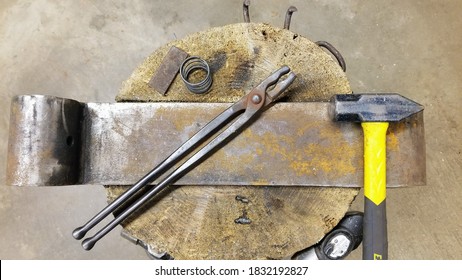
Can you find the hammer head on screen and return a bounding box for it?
[332,94,424,122]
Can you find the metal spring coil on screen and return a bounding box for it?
[180,56,213,94]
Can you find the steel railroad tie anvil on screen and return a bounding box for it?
[6,94,425,188]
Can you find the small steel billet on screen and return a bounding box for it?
[148,46,189,95]
[180,56,213,94]
[316,41,347,72]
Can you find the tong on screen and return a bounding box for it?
[73,66,296,250]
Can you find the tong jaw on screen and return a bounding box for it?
[249,66,296,106]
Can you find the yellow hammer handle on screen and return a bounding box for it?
[362,122,389,260]
[363,122,388,205]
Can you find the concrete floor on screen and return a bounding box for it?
[0,0,461,259]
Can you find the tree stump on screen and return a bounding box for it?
[109,23,359,259]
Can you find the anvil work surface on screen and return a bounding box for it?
[0,0,461,259]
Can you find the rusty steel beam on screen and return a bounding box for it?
[6,95,426,188]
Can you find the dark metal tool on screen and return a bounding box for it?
[293,212,364,260]
[73,66,296,250]
[332,93,424,260]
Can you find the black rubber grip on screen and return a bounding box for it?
[363,198,388,260]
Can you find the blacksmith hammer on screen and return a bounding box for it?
[332,94,424,260]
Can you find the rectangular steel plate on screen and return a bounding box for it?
[148,46,189,95]
[6,95,426,187]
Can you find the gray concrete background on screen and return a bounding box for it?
[0,0,461,259]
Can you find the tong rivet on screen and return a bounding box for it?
[252,94,262,104]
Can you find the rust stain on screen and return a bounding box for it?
[255,122,358,179]
[251,178,270,186]
[155,105,224,135]
[387,131,400,152]
[289,141,357,178]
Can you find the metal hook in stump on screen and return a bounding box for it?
[243,0,250,23]
[284,6,298,30]
[316,41,347,72]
